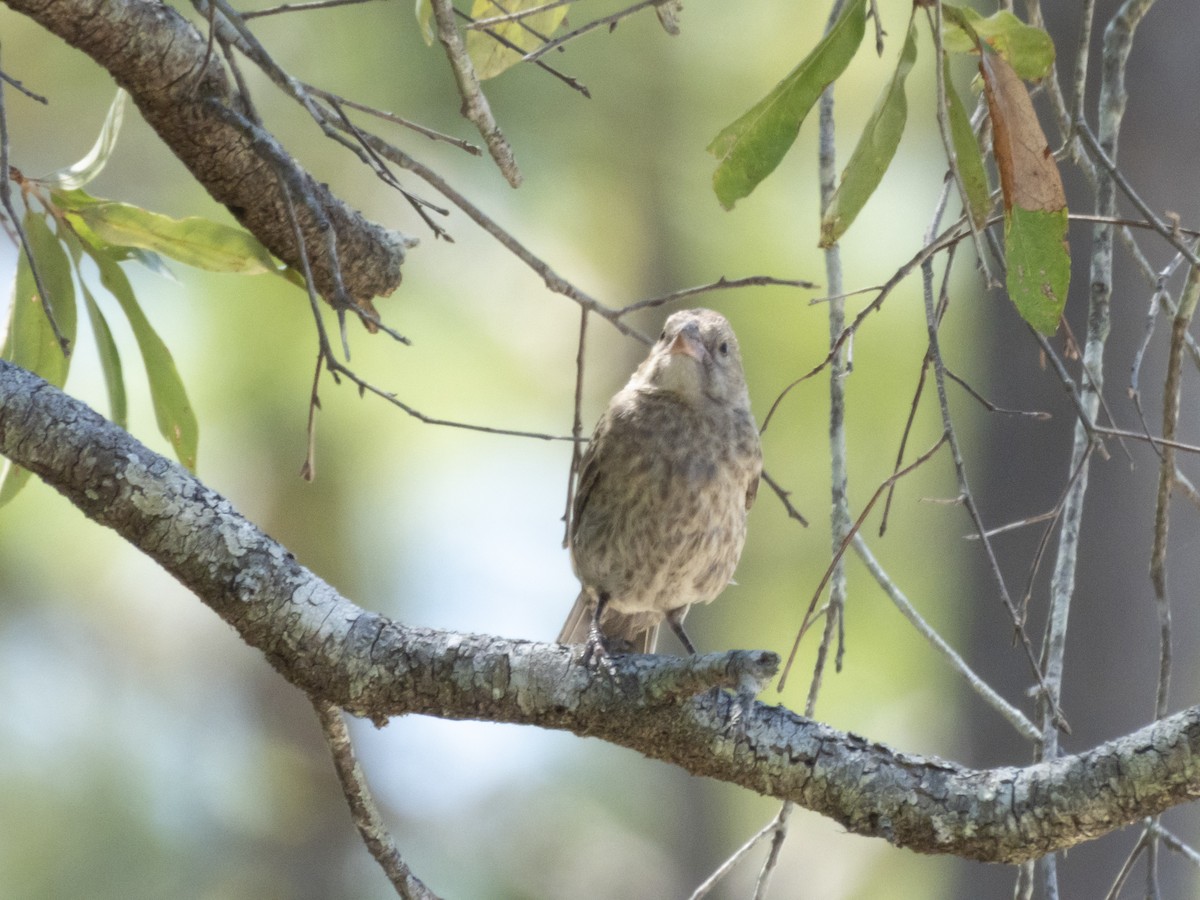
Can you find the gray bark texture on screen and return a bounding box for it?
[2,356,1200,864]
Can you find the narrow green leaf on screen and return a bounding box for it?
[942,6,1055,81]
[0,211,78,506]
[59,196,279,275]
[1005,206,1069,335]
[1,211,77,383]
[944,60,991,229]
[415,0,434,44]
[820,16,918,247]
[86,248,199,470]
[466,0,571,79]
[39,89,128,190]
[82,286,129,430]
[59,228,131,429]
[708,0,867,210]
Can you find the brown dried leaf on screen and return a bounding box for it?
[980,50,1065,213]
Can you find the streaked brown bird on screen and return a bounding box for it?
[559,308,763,655]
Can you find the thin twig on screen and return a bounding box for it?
[0,68,49,103]
[563,307,588,547]
[615,275,817,317]
[852,534,1040,741]
[0,55,70,357]
[313,700,442,900]
[780,434,949,690]
[429,0,522,186]
[241,0,374,18]
[753,801,792,900]
[456,7,590,98]
[303,84,481,155]
[760,470,809,526]
[467,0,572,29]
[523,0,661,63]
[689,804,789,899]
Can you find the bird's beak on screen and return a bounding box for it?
[667,325,705,362]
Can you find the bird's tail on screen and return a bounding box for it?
[557,591,659,654]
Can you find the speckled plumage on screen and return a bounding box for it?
[559,309,762,654]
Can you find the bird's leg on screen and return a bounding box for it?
[665,606,697,655]
[582,591,615,668]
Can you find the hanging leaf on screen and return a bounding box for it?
[415,0,434,44]
[0,211,78,505]
[943,59,991,230]
[980,50,1069,335]
[81,284,129,430]
[87,248,199,471]
[708,0,867,210]
[38,89,128,190]
[465,0,571,79]
[820,14,918,247]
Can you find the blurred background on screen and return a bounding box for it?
[2,0,1199,897]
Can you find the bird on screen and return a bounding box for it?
[559,308,763,656]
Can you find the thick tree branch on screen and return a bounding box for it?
[4,0,413,315]
[2,357,1200,865]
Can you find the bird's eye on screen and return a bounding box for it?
[718,341,729,355]
[659,330,667,342]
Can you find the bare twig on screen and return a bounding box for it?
[852,534,1040,741]
[0,57,70,357]
[523,0,662,63]
[689,803,790,899]
[467,0,572,29]
[457,7,590,98]
[313,699,442,899]
[429,0,522,186]
[303,84,482,155]
[563,307,589,547]
[780,434,949,690]
[615,275,817,317]
[760,470,809,526]
[241,0,374,18]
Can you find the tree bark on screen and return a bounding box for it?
[3,0,413,317]
[2,356,1199,864]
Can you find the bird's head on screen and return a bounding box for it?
[633,309,750,409]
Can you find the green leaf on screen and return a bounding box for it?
[942,6,1054,81]
[415,0,434,44]
[820,15,918,247]
[708,0,867,210]
[81,283,129,431]
[944,59,991,229]
[1005,206,1069,335]
[58,227,131,429]
[87,248,199,470]
[39,89,128,190]
[0,211,78,506]
[56,194,279,275]
[466,0,571,79]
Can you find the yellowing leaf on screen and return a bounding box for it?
[57,195,280,275]
[0,211,77,506]
[466,0,570,79]
[981,50,1069,335]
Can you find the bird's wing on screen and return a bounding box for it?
[569,419,608,547]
